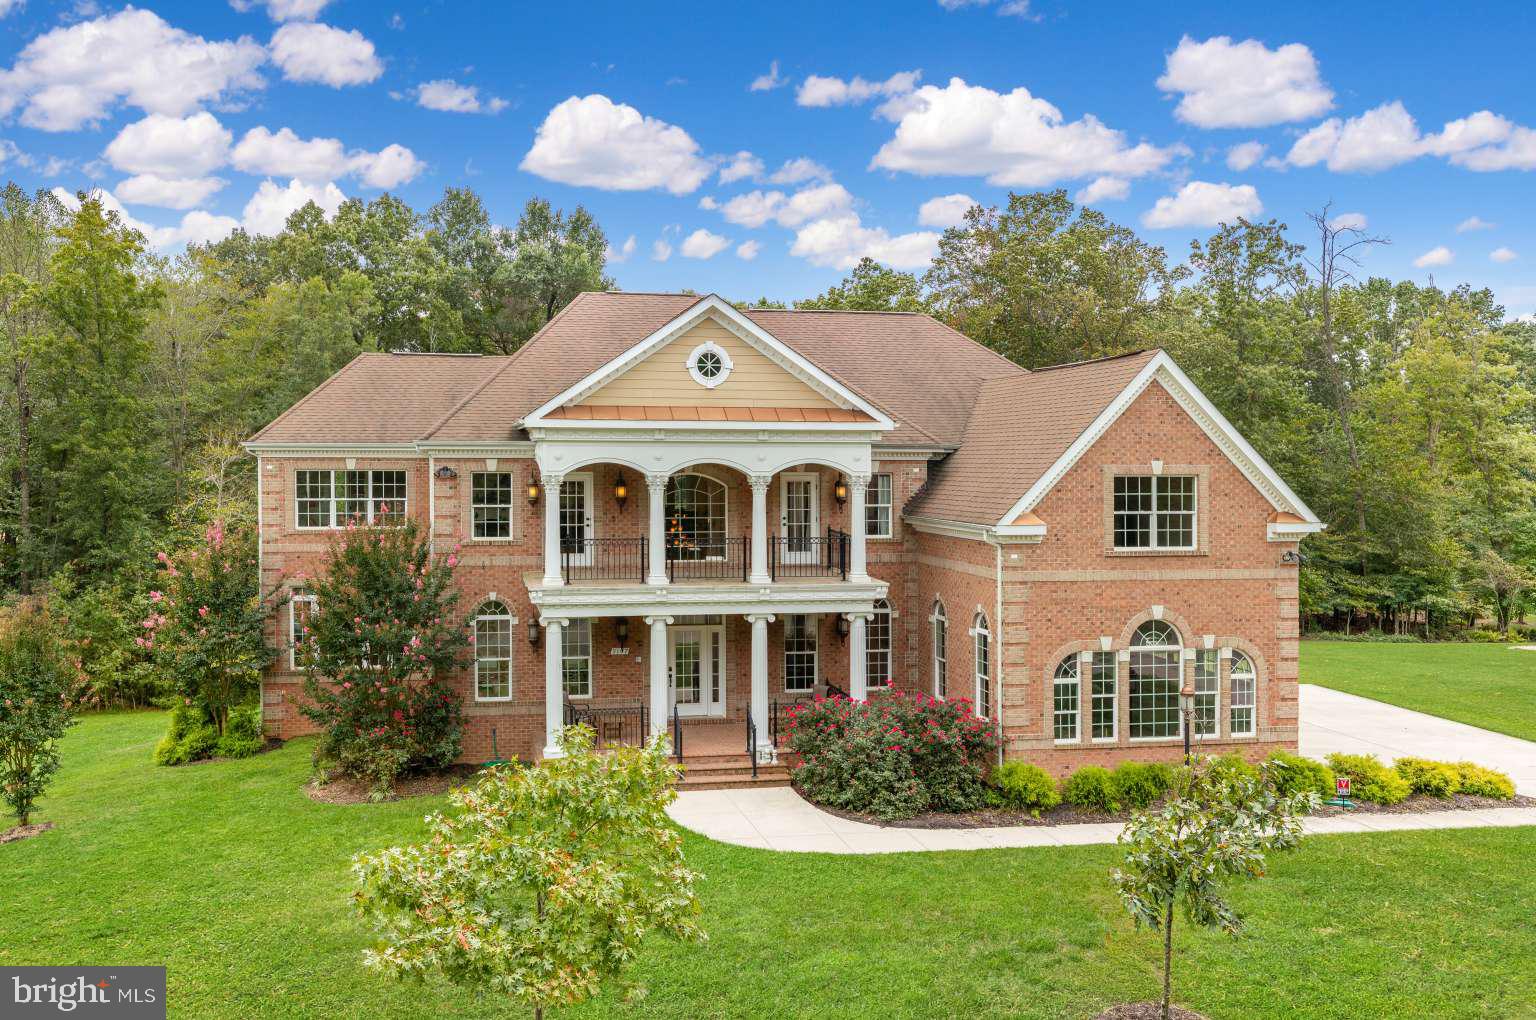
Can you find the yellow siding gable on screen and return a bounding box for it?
[577,319,840,409]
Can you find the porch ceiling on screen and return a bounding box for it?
[524,571,887,619]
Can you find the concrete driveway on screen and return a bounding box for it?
[1299,683,1536,796]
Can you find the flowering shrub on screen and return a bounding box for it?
[0,598,81,825]
[783,692,999,820]
[143,520,274,763]
[298,515,468,799]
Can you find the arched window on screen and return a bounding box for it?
[474,600,513,701]
[867,600,892,689]
[1229,651,1256,737]
[665,473,727,561]
[931,601,947,697]
[973,612,991,718]
[1129,620,1181,739]
[1053,655,1080,741]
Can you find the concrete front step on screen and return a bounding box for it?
[676,755,792,790]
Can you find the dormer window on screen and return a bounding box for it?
[686,341,733,388]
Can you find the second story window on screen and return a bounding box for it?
[1113,475,1195,550]
[295,469,407,529]
[666,474,727,560]
[865,473,893,538]
[471,472,514,540]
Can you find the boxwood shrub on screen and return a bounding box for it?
[1325,752,1411,804]
[990,761,1060,816]
[1454,761,1516,800]
[785,692,999,820]
[1393,757,1461,798]
[1266,749,1335,800]
[1108,761,1173,809]
[1061,765,1117,811]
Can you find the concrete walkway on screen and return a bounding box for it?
[1299,683,1536,796]
[668,683,1536,853]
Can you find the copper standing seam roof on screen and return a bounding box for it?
[544,404,877,423]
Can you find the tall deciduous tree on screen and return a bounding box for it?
[796,257,929,312]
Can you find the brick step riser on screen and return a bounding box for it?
[677,777,793,791]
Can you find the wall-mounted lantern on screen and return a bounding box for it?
[835,614,850,643]
[615,617,630,648]
[527,475,542,506]
[614,471,629,512]
[433,465,457,480]
[833,475,849,506]
[527,619,541,646]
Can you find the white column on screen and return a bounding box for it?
[542,618,565,758]
[645,615,672,738]
[847,612,870,699]
[645,472,669,586]
[747,613,774,753]
[848,472,870,582]
[748,473,772,584]
[541,471,565,587]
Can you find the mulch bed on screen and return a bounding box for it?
[0,821,55,845]
[305,764,481,804]
[804,787,1534,829]
[1095,1003,1209,1019]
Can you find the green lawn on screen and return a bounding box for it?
[1301,640,1536,742]
[4,713,1535,1019]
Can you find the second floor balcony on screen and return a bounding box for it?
[559,529,852,584]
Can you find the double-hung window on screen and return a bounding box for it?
[784,615,817,693]
[1229,652,1256,737]
[1053,656,1080,741]
[1113,475,1195,550]
[973,613,991,718]
[1194,649,1219,738]
[562,619,592,699]
[1089,651,1117,740]
[1129,621,1181,738]
[295,469,408,528]
[865,473,893,539]
[288,591,316,670]
[931,602,947,697]
[866,600,892,689]
[474,600,513,700]
[471,472,514,540]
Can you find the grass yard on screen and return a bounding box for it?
[1301,640,1536,742]
[4,713,1536,1020]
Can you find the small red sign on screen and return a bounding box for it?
[1336,776,1351,796]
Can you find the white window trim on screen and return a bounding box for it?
[470,471,517,543]
[562,619,593,700]
[294,468,408,530]
[665,471,732,561]
[866,472,894,540]
[1090,650,1119,743]
[783,614,818,694]
[1229,652,1257,738]
[685,340,733,389]
[1193,648,1220,740]
[288,592,316,671]
[1128,622,1183,741]
[1113,474,1197,552]
[971,613,991,718]
[1052,656,1080,745]
[473,602,516,702]
[866,600,893,690]
[930,601,947,698]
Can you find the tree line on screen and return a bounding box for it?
[0,181,1530,709]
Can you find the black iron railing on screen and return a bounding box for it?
[671,703,683,762]
[561,537,646,583]
[666,535,748,582]
[823,680,850,699]
[769,527,849,580]
[746,714,758,778]
[563,700,648,746]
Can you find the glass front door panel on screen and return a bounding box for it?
[673,633,702,705]
[783,476,817,563]
[559,477,591,564]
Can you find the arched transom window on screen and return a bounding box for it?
[1229,651,1256,737]
[1053,655,1080,741]
[474,600,513,701]
[1129,620,1181,739]
[973,612,991,718]
[931,601,947,697]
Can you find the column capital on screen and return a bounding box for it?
[748,472,773,492]
[745,612,777,624]
[847,472,871,490]
[542,469,565,487]
[644,471,669,495]
[643,615,674,626]
[540,616,567,629]
[843,611,876,622]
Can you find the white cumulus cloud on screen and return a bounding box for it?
[797,70,921,108]
[651,237,672,262]
[680,228,730,259]
[103,112,232,177]
[1413,246,1453,268]
[715,183,853,230]
[1286,102,1536,174]
[230,0,331,20]
[1328,212,1368,230]
[789,213,938,270]
[1157,35,1332,128]
[231,126,423,188]
[520,94,712,194]
[269,22,383,87]
[718,151,763,184]
[410,79,508,114]
[1225,141,1266,171]
[0,8,265,131]
[1490,247,1518,263]
[606,234,637,262]
[917,193,976,227]
[749,60,786,92]
[765,157,832,185]
[870,77,1181,187]
[114,174,227,210]
[1456,216,1495,232]
[736,239,760,260]
[1141,181,1262,229]
[1074,176,1129,204]
[241,177,346,235]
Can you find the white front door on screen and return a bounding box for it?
[558,473,593,566]
[670,623,725,717]
[780,473,820,565]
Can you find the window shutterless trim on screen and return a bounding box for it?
[1112,474,1197,551]
[293,468,408,530]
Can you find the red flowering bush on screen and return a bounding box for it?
[298,515,468,799]
[784,691,999,820]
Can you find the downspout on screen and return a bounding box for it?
[254,455,264,730]
[427,456,437,555]
[985,531,1004,767]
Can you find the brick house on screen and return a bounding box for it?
[246,291,1322,773]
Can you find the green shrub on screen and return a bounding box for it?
[1453,761,1516,800]
[1061,766,1117,811]
[1206,753,1259,787]
[216,705,265,759]
[991,762,1060,816]
[1266,750,1335,800]
[1393,757,1461,798]
[1462,629,1510,644]
[1326,753,1411,804]
[1110,761,1174,809]
[155,701,262,765]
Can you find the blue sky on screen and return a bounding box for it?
[2,0,1534,314]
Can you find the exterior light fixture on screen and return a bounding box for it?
[833,475,848,506]
[1178,678,1195,761]
[527,619,541,646]
[836,614,850,643]
[614,472,629,512]
[527,476,542,505]
[433,465,457,480]
[615,617,629,648]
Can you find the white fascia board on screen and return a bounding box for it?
[529,417,881,433]
[521,294,895,431]
[993,523,1047,542]
[242,442,420,456]
[1267,520,1327,541]
[994,352,1322,528]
